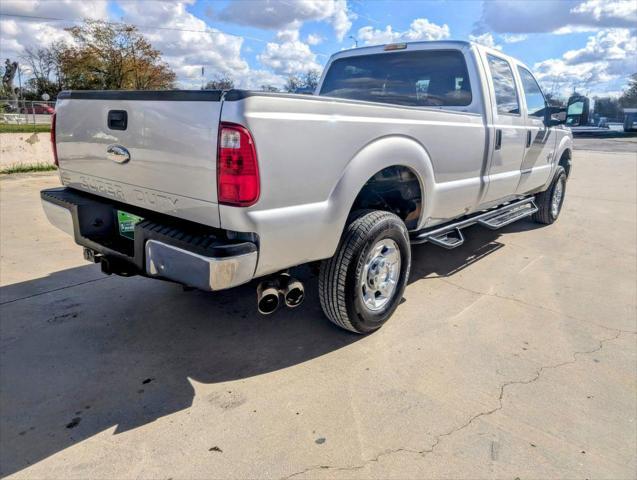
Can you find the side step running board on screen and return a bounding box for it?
[411,197,537,248]
[428,228,464,250]
[477,201,538,230]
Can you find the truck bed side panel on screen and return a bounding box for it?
[220,94,486,275]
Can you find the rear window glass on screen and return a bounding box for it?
[487,54,520,115]
[319,50,472,107]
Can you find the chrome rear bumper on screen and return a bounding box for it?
[42,200,75,237]
[41,187,258,291]
[145,240,257,291]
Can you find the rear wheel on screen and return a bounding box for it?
[533,167,566,225]
[319,210,411,334]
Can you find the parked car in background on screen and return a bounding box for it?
[293,86,315,95]
[41,40,573,334]
[20,103,55,114]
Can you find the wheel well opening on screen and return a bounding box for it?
[350,166,422,230]
[559,149,572,178]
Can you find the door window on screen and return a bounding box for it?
[487,54,520,115]
[518,67,546,117]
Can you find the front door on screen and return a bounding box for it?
[482,53,527,204]
[516,66,556,194]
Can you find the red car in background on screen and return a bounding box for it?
[20,103,55,114]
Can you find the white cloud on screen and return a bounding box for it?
[593,89,623,98]
[477,0,636,34]
[563,28,635,64]
[258,29,322,76]
[501,34,527,43]
[244,69,288,89]
[0,0,292,90]
[534,28,636,96]
[0,0,109,63]
[571,0,637,22]
[330,0,354,41]
[552,25,601,35]
[0,0,107,19]
[116,1,287,89]
[306,33,324,45]
[218,0,353,40]
[357,18,450,46]
[468,33,502,50]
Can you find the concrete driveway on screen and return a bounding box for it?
[1,148,635,479]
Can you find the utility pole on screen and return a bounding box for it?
[16,63,24,113]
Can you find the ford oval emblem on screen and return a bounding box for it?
[106,144,130,164]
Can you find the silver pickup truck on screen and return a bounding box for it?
[42,41,573,334]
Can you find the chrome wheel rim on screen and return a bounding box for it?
[360,239,401,311]
[551,178,564,218]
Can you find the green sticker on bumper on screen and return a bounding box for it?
[117,210,143,240]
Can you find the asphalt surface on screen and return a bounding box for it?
[1,145,636,479]
[573,134,637,153]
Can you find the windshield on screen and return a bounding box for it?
[319,49,472,107]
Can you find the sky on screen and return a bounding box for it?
[0,0,636,97]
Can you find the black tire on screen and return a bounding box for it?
[533,166,567,225]
[318,210,411,334]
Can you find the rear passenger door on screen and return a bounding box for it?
[516,66,555,194]
[482,54,527,204]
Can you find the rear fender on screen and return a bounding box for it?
[225,135,434,277]
[326,135,434,237]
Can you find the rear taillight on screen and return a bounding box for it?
[50,112,59,166]
[217,122,260,206]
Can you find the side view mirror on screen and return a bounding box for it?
[546,106,566,126]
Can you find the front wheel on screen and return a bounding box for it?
[533,166,567,225]
[319,210,411,334]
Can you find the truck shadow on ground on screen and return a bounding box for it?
[408,220,542,280]
[0,220,540,476]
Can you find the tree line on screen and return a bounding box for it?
[203,69,321,93]
[2,19,321,100]
[13,20,176,100]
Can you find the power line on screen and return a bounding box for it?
[350,0,382,25]
[0,12,267,44]
[0,12,330,57]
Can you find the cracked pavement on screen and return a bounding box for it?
[1,148,636,479]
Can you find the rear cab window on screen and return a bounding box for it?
[486,54,520,115]
[319,49,472,108]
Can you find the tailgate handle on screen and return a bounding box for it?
[108,110,127,130]
[107,145,130,164]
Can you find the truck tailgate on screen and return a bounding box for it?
[55,91,222,227]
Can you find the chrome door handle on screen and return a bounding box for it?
[106,144,130,164]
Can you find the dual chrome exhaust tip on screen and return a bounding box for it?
[256,274,305,315]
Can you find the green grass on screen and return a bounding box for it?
[0,123,51,133]
[0,163,57,174]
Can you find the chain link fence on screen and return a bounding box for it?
[1,99,56,126]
